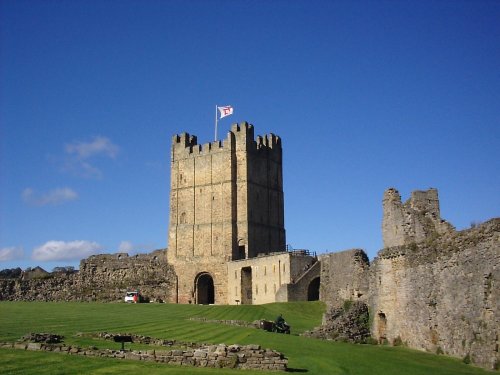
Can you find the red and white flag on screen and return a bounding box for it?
[218,105,234,119]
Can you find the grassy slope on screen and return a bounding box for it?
[0,302,491,375]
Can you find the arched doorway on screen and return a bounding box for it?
[307,277,320,301]
[195,273,215,304]
[377,312,387,343]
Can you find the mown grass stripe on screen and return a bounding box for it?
[0,301,490,375]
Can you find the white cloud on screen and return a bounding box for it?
[32,240,103,261]
[117,241,156,255]
[63,136,119,178]
[22,187,78,206]
[0,246,24,261]
[118,241,134,253]
[65,136,119,159]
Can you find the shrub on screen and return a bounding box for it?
[357,311,370,329]
[463,353,471,364]
[362,337,379,345]
[342,299,353,311]
[393,336,403,346]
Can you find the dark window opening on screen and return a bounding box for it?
[241,267,253,305]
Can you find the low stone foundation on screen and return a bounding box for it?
[2,333,288,371]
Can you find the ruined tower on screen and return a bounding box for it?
[167,122,286,304]
[382,187,454,248]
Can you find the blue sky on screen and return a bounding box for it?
[1,0,499,271]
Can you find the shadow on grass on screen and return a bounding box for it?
[287,368,308,373]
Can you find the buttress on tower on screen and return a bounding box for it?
[167,122,286,304]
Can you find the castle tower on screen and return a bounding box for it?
[167,122,286,304]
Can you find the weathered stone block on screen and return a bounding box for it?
[194,349,207,358]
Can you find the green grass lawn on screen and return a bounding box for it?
[0,301,492,374]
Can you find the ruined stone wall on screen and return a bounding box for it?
[78,250,175,302]
[0,249,175,302]
[370,219,499,370]
[0,273,81,301]
[382,188,454,248]
[319,249,370,307]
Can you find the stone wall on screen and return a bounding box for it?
[3,333,287,371]
[382,188,454,248]
[78,250,175,302]
[370,218,499,370]
[276,260,320,302]
[319,249,370,307]
[0,249,175,302]
[303,301,370,343]
[0,273,80,301]
[227,251,317,305]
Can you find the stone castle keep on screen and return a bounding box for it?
[168,123,287,304]
[1,122,498,370]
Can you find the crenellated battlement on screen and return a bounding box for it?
[231,121,254,137]
[190,140,225,155]
[172,133,198,148]
[172,131,228,159]
[257,133,281,149]
[172,122,281,160]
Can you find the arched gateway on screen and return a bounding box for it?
[195,272,215,304]
[307,277,320,301]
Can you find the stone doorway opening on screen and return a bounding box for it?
[377,312,387,343]
[236,239,246,260]
[307,277,320,301]
[195,272,215,304]
[241,267,253,304]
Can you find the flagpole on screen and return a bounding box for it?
[215,105,218,141]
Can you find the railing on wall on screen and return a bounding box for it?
[286,245,317,258]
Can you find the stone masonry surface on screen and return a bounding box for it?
[382,188,454,248]
[319,249,370,307]
[0,250,175,302]
[370,218,499,370]
[167,122,286,304]
[3,332,288,371]
[303,301,370,343]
